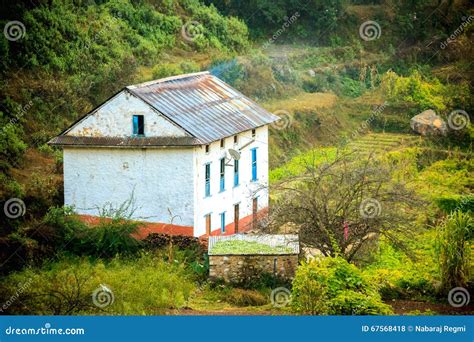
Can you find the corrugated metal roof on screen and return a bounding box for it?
[208,234,300,255]
[127,71,279,144]
[48,136,198,147]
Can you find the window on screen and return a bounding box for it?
[220,139,225,148]
[205,163,211,197]
[205,214,211,235]
[234,204,239,233]
[233,135,238,144]
[219,158,225,192]
[205,145,210,153]
[233,159,239,187]
[251,148,257,181]
[132,115,144,135]
[252,197,258,229]
[252,129,256,138]
[220,212,226,233]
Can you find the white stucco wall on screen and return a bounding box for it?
[193,126,270,236]
[63,147,194,226]
[66,91,187,138]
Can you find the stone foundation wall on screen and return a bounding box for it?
[209,254,299,283]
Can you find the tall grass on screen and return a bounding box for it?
[437,211,473,293]
[0,252,196,315]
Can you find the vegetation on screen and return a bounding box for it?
[437,212,473,293]
[292,257,392,315]
[268,151,421,261]
[0,0,473,316]
[0,253,195,315]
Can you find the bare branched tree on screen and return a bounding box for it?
[266,150,424,261]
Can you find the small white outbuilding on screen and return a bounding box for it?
[49,71,279,237]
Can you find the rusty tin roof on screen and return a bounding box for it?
[127,71,279,144]
[49,71,279,147]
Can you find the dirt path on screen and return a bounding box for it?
[166,300,474,316]
[388,300,474,315]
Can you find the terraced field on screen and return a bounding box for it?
[347,133,423,155]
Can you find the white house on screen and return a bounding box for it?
[49,71,278,237]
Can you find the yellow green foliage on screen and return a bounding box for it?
[381,70,470,113]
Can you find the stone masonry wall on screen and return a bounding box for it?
[209,254,299,283]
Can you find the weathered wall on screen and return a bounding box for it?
[193,126,270,237]
[66,90,187,138]
[63,147,195,226]
[209,254,298,283]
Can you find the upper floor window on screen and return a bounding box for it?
[251,148,257,181]
[234,159,239,187]
[220,158,225,192]
[252,129,256,138]
[233,135,238,144]
[205,163,211,197]
[220,139,225,148]
[132,115,144,136]
[205,145,210,153]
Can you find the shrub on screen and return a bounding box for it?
[226,288,268,307]
[329,290,392,315]
[434,195,474,214]
[43,207,142,257]
[291,257,392,315]
[362,238,437,301]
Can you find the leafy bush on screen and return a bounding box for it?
[152,61,200,79]
[380,70,470,114]
[362,237,437,301]
[291,257,392,315]
[44,207,142,257]
[226,288,268,307]
[434,195,474,214]
[329,290,392,315]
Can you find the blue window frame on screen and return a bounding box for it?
[132,115,144,135]
[251,148,257,181]
[220,158,225,192]
[220,212,226,233]
[234,159,239,187]
[205,163,211,197]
